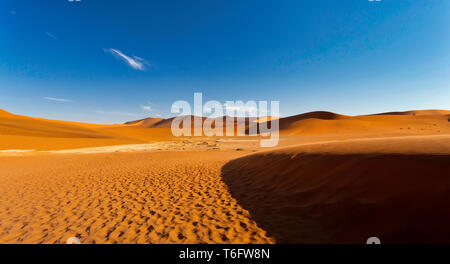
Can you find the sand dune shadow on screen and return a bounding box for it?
[221,151,450,243]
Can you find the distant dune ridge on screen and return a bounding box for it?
[373,109,450,116]
[269,110,450,135]
[126,109,450,134]
[126,116,258,129]
[0,109,172,150]
[124,117,164,127]
[0,108,449,150]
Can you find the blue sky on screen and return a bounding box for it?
[1,0,449,124]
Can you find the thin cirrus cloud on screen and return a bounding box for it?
[140,105,151,111]
[43,97,70,102]
[45,32,57,40]
[104,48,150,71]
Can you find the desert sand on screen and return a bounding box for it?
[0,151,274,244]
[222,134,450,243]
[0,109,449,243]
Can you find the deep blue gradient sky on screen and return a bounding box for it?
[1,0,449,123]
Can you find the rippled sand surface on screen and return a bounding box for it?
[0,151,273,244]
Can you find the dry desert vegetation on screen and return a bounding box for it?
[1,108,450,243]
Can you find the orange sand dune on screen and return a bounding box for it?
[126,116,206,128]
[0,109,14,117]
[2,108,449,151]
[1,107,450,244]
[124,117,165,127]
[0,109,177,150]
[221,135,450,243]
[127,116,253,129]
[124,115,264,137]
[373,109,450,116]
[2,134,449,244]
[0,110,264,150]
[266,110,450,136]
[253,116,279,123]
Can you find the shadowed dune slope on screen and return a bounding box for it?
[134,116,261,136]
[221,135,450,243]
[124,117,164,127]
[128,116,206,128]
[125,116,254,129]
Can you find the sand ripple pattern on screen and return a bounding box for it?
[0,151,273,244]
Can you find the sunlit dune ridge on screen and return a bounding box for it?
[0,108,449,151]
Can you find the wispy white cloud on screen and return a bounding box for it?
[104,48,150,71]
[140,104,151,111]
[94,110,138,117]
[10,10,15,15]
[45,32,57,40]
[43,97,70,102]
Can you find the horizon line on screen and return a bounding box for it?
[1,108,449,126]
